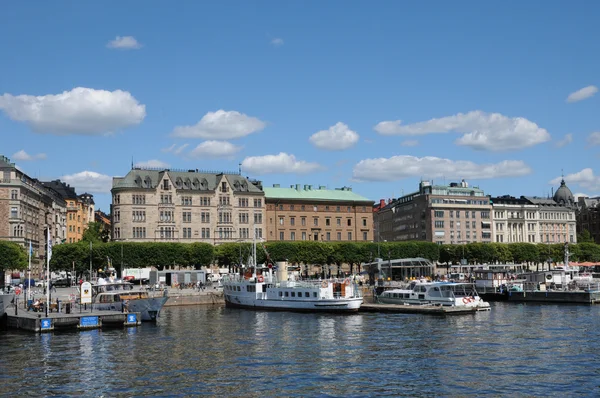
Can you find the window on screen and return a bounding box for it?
[434,210,444,218]
[435,221,444,228]
[114,210,120,223]
[183,211,191,223]
[255,228,263,239]
[472,211,476,218]
[347,206,351,212]
[10,207,18,218]
[279,217,284,225]
[456,211,460,218]
[301,205,305,211]
[301,217,306,226]
[363,231,368,241]
[254,213,263,224]
[279,204,284,210]
[347,219,352,227]
[290,217,295,226]
[291,232,296,241]
[290,204,295,210]
[337,218,341,226]
[201,228,210,239]
[253,199,262,208]
[221,182,228,193]
[183,228,192,238]
[337,232,341,240]
[362,219,367,227]
[239,213,249,224]
[201,212,210,223]
[325,218,331,226]
[450,221,454,228]
[465,211,470,219]
[326,232,331,241]
[239,198,249,207]
[472,221,476,228]
[348,232,352,241]
[302,232,307,240]
[313,206,318,212]
[336,206,341,212]
[114,195,120,204]
[10,190,17,200]
[181,196,192,206]
[114,227,120,239]
[163,180,170,190]
[313,218,318,226]
[481,211,490,219]
[450,210,454,218]
[200,197,211,206]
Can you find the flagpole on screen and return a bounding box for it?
[46,228,51,317]
[27,240,31,303]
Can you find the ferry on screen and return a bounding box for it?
[79,281,169,321]
[376,281,491,311]
[222,268,363,313]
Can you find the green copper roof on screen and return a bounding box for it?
[264,185,373,203]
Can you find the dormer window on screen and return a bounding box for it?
[163,180,170,190]
[221,182,228,193]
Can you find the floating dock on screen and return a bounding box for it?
[359,303,487,315]
[5,310,141,333]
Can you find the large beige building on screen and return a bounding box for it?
[0,155,67,280]
[374,180,493,244]
[264,184,374,242]
[111,167,265,243]
[491,179,577,244]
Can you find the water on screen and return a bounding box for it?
[2,303,600,397]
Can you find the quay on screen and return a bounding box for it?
[359,303,485,315]
[6,310,141,333]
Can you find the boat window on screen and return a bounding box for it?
[279,291,282,297]
[285,292,289,297]
[404,294,410,299]
[305,292,310,297]
[313,292,317,298]
[291,292,296,297]
[429,287,441,298]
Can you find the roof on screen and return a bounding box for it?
[264,185,372,203]
[42,180,79,200]
[0,155,15,169]
[112,168,263,194]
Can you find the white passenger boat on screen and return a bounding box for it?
[377,281,490,311]
[78,281,169,321]
[223,271,363,313]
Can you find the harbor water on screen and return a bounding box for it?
[2,302,600,397]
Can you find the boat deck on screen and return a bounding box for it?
[360,303,487,315]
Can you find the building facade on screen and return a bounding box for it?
[264,184,374,242]
[42,181,94,243]
[0,155,67,280]
[111,167,265,243]
[374,180,493,244]
[491,179,577,244]
[577,196,599,244]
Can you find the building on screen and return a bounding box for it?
[42,181,94,243]
[111,167,265,243]
[0,155,67,280]
[491,178,577,244]
[264,184,374,242]
[577,196,600,244]
[374,180,492,244]
[95,210,111,228]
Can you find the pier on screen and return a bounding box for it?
[5,310,141,333]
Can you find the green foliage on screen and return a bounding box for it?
[81,221,111,243]
[577,229,595,243]
[0,241,28,272]
[45,240,600,272]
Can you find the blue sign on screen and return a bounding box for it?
[41,319,52,330]
[127,314,137,323]
[80,316,99,327]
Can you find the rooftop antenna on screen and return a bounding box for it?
[131,157,134,169]
[239,162,242,175]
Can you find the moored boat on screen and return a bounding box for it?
[78,281,168,321]
[376,281,491,311]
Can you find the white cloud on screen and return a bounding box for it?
[555,133,573,148]
[566,85,598,103]
[550,168,600,192]
[0,87,146,135]
[588,132,600,146]
[162,143,189,155]
[11,150,46,161]
[309,122,359,150]
[61,171,112,193]
[107,36,142,50]
[352,155,532,182]
[241,152,323,175]
[374,110,550,151]
[271,38,284,47]
[188,141,242,159]
[171,110,266,139]
[574,193,589,200]
[134,160,170,169]
[400,140,419,147]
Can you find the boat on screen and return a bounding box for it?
[1,290,15,318]
[376,281,491,311]
[78,281,169,321]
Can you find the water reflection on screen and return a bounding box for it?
[2,303,600,396]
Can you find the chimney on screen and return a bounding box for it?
[380,199,385,208]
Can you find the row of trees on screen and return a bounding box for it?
[2,239,600,276]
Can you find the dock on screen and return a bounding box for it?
[5,310,141,333]
[359,303,486,315]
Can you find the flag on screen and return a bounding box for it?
[29,241,33,257]
[47,230,53,261]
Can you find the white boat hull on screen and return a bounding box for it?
[81,296,169,321]
[225,294,362,313]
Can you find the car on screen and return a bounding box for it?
[36,280,47,287]
[51,278,71,288]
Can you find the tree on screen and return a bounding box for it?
[0,241,27,273]
[578,229,595,243]
[81,221,110,243]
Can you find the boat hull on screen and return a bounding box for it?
[224,295,362,313]
[1,293,15,317]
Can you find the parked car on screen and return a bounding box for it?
[36,280,47,287]
[51,278,71,288]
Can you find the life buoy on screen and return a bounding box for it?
[462,297,470,304]
[257,275,264,283]
[321,281,327,288]
[344,278,350,286]
[15,288,21,295]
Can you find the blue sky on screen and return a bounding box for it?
[1,1,599,212]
